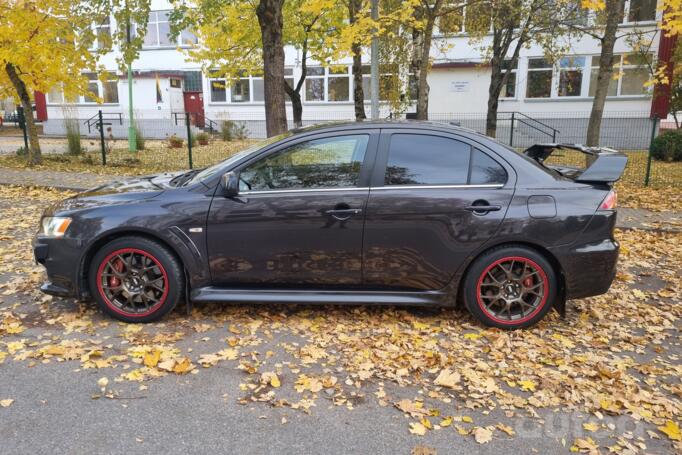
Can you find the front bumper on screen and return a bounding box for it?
[553,238,619,300]
[33,236,83,299]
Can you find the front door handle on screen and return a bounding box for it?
[325,208,362,221]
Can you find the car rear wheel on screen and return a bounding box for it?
[463,246,556,330]
[88,237,183,323]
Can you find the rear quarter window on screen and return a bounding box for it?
[469,149,507,184]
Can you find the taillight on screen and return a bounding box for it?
[599,190,617,210]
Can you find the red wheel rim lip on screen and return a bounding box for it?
[96,248,169,318]
[475,256,549,325]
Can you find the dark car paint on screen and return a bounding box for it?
[33,121,619,310]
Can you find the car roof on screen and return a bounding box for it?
[289,120,479,136]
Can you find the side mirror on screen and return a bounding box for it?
[221,171,239,197]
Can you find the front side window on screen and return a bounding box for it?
[143,11,173,47]
[239,135,369,191]
[385,134,471,185]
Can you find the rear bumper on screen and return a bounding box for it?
[552,238,619,300]
[33,236,82,299]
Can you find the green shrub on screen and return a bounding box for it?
[651,129,682,162]
[65,118,83,155]
[195,132,210,145]
[15,146,26,156]
[221,120,249,141]
[221,120,234,141]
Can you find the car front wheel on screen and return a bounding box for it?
[463,246,557,330]
[88,237,183,323]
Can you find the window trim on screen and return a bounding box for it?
[621,0,658,25]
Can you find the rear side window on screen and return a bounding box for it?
[469,149,507,184]
[385,134,470,185]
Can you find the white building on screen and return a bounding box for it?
[42,0,665,148]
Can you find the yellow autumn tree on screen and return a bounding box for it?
[0,1,112,164]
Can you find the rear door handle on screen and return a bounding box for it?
[465,205,501,213]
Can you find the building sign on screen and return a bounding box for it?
[450,81,470,93]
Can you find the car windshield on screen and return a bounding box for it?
[183,131,293,186]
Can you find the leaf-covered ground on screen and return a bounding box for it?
[0,185,680,454]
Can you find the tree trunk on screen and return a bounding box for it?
[351,45,366,120]
[348,0,366,120]
[586,0,623,146]
[256,0,288,136]
[285,84,303,127]
[414,3,441,120]
[5,63,41,165]
[486,61,504,138]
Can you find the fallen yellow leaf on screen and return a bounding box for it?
[658,420,681,441]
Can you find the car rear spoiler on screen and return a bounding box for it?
[523,143,628,184]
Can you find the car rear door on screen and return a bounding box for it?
[206,130,378,287]
[362,129,515,291]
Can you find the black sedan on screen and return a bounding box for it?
[33,121,627,329]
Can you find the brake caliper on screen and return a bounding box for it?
[109,258,125,288]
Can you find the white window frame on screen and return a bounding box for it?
[141,10,197,49]
[304,66,352,103]
[46,73,119,105]
[587,54,653,98]
[557,56,587,98]
[208,69,295,104]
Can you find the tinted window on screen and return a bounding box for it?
[385,134,470,185]
[469,149,507,184]
[239,135,368,191]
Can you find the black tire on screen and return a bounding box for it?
[462,245,557,330]
[88,236,183,323]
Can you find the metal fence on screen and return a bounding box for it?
[23,109,681,187]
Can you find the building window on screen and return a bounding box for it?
[328,67,350,102]
[526,58,553,98]
[624,0,657,23]
[588,54,652,97]
[95,17,111,50]
[361,65,414,102]
[230,74,250,103]
[48,73,118,104]
[557,56,585,97]
[210,69,294,103]
[500,58,517,98]
[210,79,227,102]
[142,10,196,48]
[305,66,326,102]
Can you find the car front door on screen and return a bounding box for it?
[363,130,514,291]
[207,131,377,287]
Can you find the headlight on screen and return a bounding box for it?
[41,217,72,238]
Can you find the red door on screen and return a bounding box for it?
[183,91,205,127]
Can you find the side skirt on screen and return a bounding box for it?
[190,287,450,307]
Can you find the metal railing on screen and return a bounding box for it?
[84,112,122,133]
[502,111,560,145]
